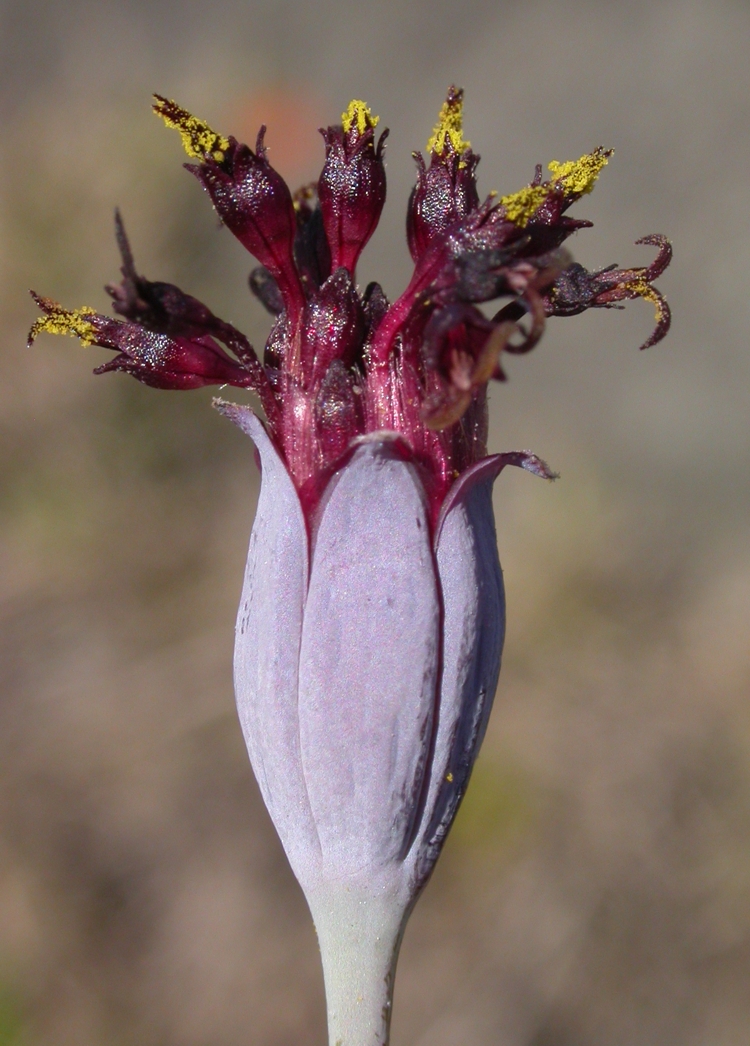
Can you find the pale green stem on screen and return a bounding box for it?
[306,881,410,1046]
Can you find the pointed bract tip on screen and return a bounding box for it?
[515,452,559,480]
[212,396,256,425]
[113,208,137,277]
[212,395,243,418]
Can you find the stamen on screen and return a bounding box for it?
[547,147,612,196]
[621,278,671,348]
[426,87,470,155]
[498,185,550,227]
[624,279,666,323]
[341,99,379,135]
[152,95,230,161]
[28,296,98,347]
[500,147,612,227]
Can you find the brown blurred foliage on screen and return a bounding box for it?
[1,1,749,1044]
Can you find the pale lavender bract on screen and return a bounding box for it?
[220,402,549,1046]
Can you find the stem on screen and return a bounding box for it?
[306,881,410,1046]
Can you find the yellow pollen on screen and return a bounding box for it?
[427,89,470,156]
[152,95,230,161]
[446,772,454,782]
[500,146,613,227]
[341,99,379,135]
[547,146,612,197]
[29,302,98,346]
[498,185,550,228]
[625,279,666,323]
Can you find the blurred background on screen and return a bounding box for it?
[1,0,749,1043]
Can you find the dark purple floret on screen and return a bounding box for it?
[318,101,388,276]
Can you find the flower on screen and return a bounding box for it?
[29,87,671,1046]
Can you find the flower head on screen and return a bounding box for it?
[30,86,670,521]
[29,88,671,1046]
